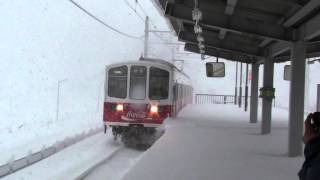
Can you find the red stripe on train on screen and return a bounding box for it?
[103,102,171,125]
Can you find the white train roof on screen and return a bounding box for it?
[106,57,190,79]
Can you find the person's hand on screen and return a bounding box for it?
[303,113,320,144]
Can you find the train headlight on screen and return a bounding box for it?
[150,105,158,113]
[116,104,124,111]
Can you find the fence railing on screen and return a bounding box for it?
[195,94,249,104]
[0,127,103,178]
[194,94,278,108]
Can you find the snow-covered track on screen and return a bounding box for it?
[0,127,103,178]
[82,147,144,180]
[74,146,125,180]
[82,128,165,180]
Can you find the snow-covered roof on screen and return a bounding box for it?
[106,57,190,79]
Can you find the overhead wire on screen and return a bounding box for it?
[123,0,171,44]
[69,0,143,41]
[123,0,145,23]
[136,1,158,29]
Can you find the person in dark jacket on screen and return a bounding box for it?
[299,113,320,180]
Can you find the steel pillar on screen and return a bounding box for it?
[239,63,243,108]
[235,62,238,105]
[244,63,249,111]
[250,63,259,123]
[261,57,274,134]
[317,84,320,111]
[305,60,310,110]
[288,40,306,157]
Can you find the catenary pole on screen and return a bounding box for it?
[144,16,149,58]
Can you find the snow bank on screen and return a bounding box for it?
[2,132,122,180]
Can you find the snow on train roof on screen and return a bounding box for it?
[139,57,176,68]
[106,58,173,68]
[106,57,190,79]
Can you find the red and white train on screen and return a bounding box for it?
[103,58,192,146]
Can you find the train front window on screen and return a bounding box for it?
[149,67,169,100]
[108,66,127,98]
[130,66,147,100]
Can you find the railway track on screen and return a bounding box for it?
[80,147,144,180]
[3,126,165,180]
[79,128,165,180]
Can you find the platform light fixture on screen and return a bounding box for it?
[201,54,205,60]
[197,34,204,42]
[192,8,202,21]
[198,42,205,49]
[194,22,203,34]
[192,0,206,58]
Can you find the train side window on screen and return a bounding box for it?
[108,66,128,98]
[149,67,169,100]
[130,66,147,100]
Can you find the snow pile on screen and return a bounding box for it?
[123,104,304,180]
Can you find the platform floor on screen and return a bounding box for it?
[123,104,304,180]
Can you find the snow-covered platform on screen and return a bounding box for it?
[123,104,304,180]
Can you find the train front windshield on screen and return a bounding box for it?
[108,66,127,98]
[149,67,169,100]
[108,65,169,100]
[130,66,147,100]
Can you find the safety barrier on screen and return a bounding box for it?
[195,94,249,104]
[0,127,103,178]
[194,94,278,109]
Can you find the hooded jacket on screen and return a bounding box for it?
[299,137,320,180]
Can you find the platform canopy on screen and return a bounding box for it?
[155,0,320,63]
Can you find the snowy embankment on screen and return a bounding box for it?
[123,104,304,180]
[2,131,123,180]
[2,125,164,180]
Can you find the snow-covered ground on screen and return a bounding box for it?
[2,125,164,180]
[2,131,122,180]
[123,104,304,180]
[3,104,306,180]
[83,146,143,180]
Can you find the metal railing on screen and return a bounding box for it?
[195,94,249,104]
[194,94,278,108]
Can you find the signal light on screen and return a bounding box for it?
[150,105,158,113]
[116,104,123,111]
